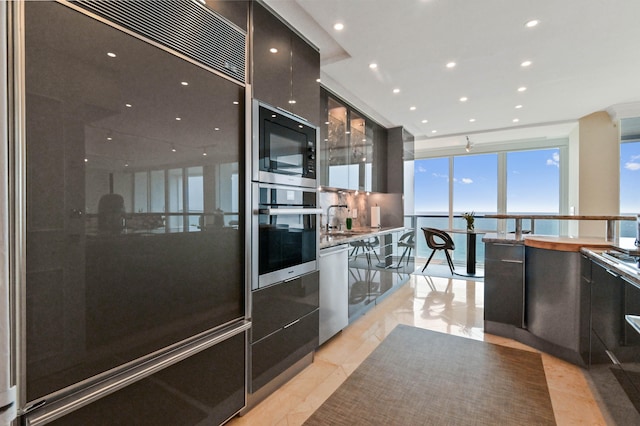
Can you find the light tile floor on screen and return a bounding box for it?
[229,274,608,425]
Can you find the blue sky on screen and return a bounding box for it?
[621,142,640,213]
[414,148,561,214]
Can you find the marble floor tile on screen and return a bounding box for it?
[230,274,609,426]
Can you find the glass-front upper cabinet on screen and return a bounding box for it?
[320,90,383,191]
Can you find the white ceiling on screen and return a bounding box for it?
[263,0,640,153]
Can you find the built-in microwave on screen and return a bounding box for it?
[252,100,318,188]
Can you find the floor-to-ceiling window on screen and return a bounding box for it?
[620,140,640,237]
[507,148,561,234]
[413,145,563,264]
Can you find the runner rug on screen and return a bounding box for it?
[304,324,556,425]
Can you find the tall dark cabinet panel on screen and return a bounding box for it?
[20,2,247,423]
[252,2,320,125]
[484,242,525,328]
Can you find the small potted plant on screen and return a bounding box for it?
[462,211,475,232]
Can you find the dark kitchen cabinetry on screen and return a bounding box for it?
[484,242,525,328]
[320,90,388,192]
[347,230,408,321]
[46,331,247,426]
[250,271,319,393]
[588,258,640,365]
[252,2,320,125]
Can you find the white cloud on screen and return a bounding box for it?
[546,151,560,167]
[631,154,640,161]
[461,178,473,184]
[432,172,448,179]
[418,166,427,173]
[625,161,640,171]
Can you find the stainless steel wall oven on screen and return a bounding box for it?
[252,183,321,289]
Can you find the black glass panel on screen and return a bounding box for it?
[47,332,246,426]
[24,2,244,401]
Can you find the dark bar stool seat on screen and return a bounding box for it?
[421,227,455,274]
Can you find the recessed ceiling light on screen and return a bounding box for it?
[333,23,344,31]
[421,119,428,123]
[446,62,456,68]
[233,101,239,105]
[171,146,177,152]
[176,117,181,121]
[316,78,321,83]
[431,130,437,133]
[517,86,527,92]
[362,138,367,142]
[84,158,88,162]
[181,81,189,86]
[469,118,476,122]
[521,60,532,67]
[393,88,400,94]
[288,100,296,104]
[269,48,278,53]
[106,137,112,141]
[345,131,351,135]
[515,105,523,109]
[369,63,378,69]
[107,52,116,58]
[214,127,220,131]
[125,103,132,108]
[459,97,468,102]
[513,118,520,123]
[409,106,416,111]
[525,19,540,28]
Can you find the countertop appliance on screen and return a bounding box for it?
[252,100,318,188]
[319,245,349,345]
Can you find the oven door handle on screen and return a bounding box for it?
[259,207,323,216]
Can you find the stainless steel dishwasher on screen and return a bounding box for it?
[319,245,349,345]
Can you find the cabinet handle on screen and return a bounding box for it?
[606,269,619,278]
[501,259,523,264]
[605,350,621,365]
[283,319,300,329]
[493,243,517,247]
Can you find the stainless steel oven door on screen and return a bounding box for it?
[252,183,321,289]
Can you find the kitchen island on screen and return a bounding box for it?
[319,227,411,344]
[483,233,640,367]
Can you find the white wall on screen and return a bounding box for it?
[577,111,620,236]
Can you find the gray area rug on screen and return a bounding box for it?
[305,325,556,426]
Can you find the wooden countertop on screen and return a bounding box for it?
[523,236,613,252]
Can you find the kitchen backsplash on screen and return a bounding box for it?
[319,190,404,230]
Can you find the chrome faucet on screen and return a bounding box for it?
[326,204,348,231]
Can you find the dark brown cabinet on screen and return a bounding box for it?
[484,242,525,328]
[252,2,320,125]
[250,271,319,393]
[320,90,388,191]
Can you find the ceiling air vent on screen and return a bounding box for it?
[74,0,246,83]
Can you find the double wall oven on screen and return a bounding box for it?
[248,100,321,398]
[251,100,321,289]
